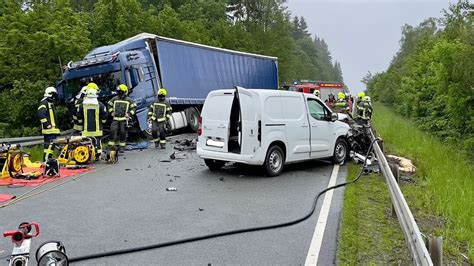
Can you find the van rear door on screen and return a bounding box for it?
[201,90,234,152]
[237,87,260,155]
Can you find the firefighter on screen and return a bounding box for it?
[38,87,61,161]
[313,89,321,99]
[325,93,335,107]
[107,84,136,153]
[77,88,108,156]
[356,95,373,122]
[148,88,172,149]
[334,91,349,112]
[72,86,87,133]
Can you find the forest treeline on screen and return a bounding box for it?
[363,0,473,154]
[0,0,343,137]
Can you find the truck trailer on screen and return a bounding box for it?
[57,33,279,134]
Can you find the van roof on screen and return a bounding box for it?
[209,88,309,98]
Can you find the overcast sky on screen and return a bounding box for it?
[286,0,456,93]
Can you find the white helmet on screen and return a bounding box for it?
[313,90,320,97]
[80,86,88,94]
[44,87,57,97]
[85,87,98,98]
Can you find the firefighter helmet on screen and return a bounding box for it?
[357,92,366,100]
[338,92,345,100]
[44,87,58,97]
[80,86,88,94]
[117,84,128,94]
[158,88,167,96]
[87,82,99,92]
[313,90,320,97]
[364,96,371,102]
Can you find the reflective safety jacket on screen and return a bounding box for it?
[107,96,136,121]
[77,101,108,137]
[148,99,172,123]
[356,100,373,120]
[38,99,60,135]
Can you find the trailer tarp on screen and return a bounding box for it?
[156,39,278,100]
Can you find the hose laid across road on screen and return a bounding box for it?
[69,138,381,263]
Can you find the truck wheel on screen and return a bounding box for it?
[204,159,226,171]
[263,145,285,177]
[186,108,200,132]
[332,138,348,165]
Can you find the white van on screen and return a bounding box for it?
[197,87,350,176]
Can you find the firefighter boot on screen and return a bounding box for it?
[160,143,166,149]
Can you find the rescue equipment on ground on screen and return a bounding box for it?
[54,136,98,165]
[36,241,68,266]
[105,147,118,164]
[44,158,60,177]
[1,143,24,179]
[3,222,40,266]
[3,223,69,266]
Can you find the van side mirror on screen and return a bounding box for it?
[330,112,338,122]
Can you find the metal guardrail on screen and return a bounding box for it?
[0,130,74,147]
[370,129,433,266]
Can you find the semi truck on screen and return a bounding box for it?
[57,33,279,134]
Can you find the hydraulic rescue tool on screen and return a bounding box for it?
[0,143,24,179]
[53,136,98,165]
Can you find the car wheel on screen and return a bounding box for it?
[204,159,226,171]
[263,145,285,177]
[333,138,348,164]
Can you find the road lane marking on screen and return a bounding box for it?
[305,164,340,266]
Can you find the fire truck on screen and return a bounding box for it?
[283,80,344,101]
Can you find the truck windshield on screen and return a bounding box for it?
[62,70,123,99]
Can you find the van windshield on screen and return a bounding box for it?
[62,70,123,99]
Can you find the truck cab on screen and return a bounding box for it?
[58,34,160,132]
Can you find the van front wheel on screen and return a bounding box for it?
[264,145,285,177]
[332,138,348,164]
[204,159,226,171]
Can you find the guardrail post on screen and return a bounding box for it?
[389,163,400,218]
[427,236,443,266]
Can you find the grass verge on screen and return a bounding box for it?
[338,105,473,263]
[337,163,411,264]
[373,104,473,262]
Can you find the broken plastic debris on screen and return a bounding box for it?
[166,187,177,191]
[169,152,176,160]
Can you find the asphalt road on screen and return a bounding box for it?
[0,134,348,265]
